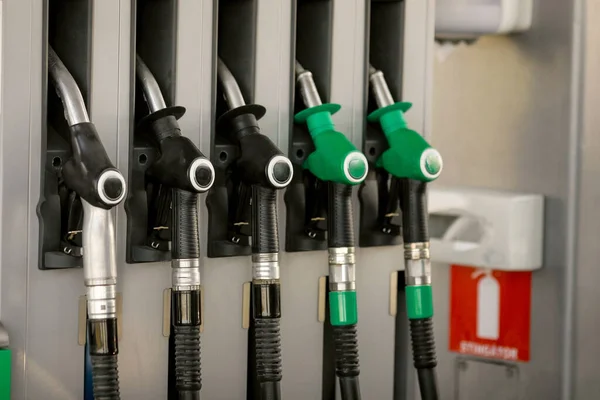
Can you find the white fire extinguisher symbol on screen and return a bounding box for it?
[472,269,500,340]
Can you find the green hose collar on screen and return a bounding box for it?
[329,290,358,326]
[405,285,434,319]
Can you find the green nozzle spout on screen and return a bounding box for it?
[295,104,368,185]
[368,102,443,182]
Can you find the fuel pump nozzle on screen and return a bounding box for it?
[295,61,367,400]
[216,58,292,400]
[48,46,126,399]
[136,55,215,400]
[368,65,442,400]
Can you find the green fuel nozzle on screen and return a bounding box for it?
[367,67,442,183]
[294,62,368,186]
[368,65,439,400]
[295,61,362,400]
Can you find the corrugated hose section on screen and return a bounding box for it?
[174,325,202,391]
[328,183,355,248]
[254,318,283,383]
[409,317,437,369]
[172,188,200,259]
[252,186,279,254]
[333,324,360,377]
[91,354,120,400]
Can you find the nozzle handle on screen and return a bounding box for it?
[369,103,442,182]
[62,123,126,209]
[296,106,368,185]
[218,107,293,190]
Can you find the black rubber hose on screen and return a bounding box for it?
[254,318,283,398]
[332,324,361,400]
[90,355,120,400]
[332,324,360,377]
[171,188,200,259]
[173,325,202,394]
[327,183,354,248]
[88,318,120,399]
[339,376,361,400]
[257,381,281,400]
[409,318,439,400]
[400,179,428,243]
[252,186,279,254]
[417,368,439,400]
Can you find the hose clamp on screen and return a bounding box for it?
[172,258,201,291]
[328,247,356,291]
[252,253,280,281]
[87,284,117,320]
[404,242,430,260]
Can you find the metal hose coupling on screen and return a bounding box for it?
[252,253,280,281]
[172,258,202,291]
[404,242,432,286]
[328,247,356,292]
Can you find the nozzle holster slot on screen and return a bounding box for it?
[207,0,258,258]
[358,0,405,247]
[125,0,178,263]
[285,0,333,252]
[39,0,92,270]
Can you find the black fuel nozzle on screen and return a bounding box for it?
[136,54,214,399]
[136,55,215,195]
[216,57,290,400]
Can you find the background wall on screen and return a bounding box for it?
[429,0,581,398]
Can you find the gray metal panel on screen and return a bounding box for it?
[0,0,436,398]
[1,2,33,398]
[430,0,577,398]
[456,358,520,400]
[574,0,600,398]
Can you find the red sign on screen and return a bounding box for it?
[449,265,532,362]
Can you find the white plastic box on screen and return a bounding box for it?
[427,186,544,271]
[435,0,533,39]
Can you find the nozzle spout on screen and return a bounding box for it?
[217,58,246,109]
[47,46,90,126]
[135,55,167,113]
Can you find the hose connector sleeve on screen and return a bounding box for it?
[62,123,126,210]
[253,283,281,319]
[296,105,368,185]
[406,286,434,319]
[368,103,442,182]
[329,291,358,326]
